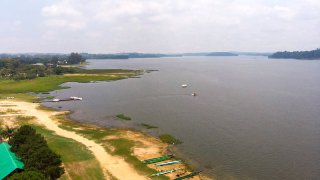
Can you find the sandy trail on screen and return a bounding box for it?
[0,100,147,180]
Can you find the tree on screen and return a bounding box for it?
[9,125,64,179]
[67,52,85,64]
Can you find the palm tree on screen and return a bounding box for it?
[2,126,16,140]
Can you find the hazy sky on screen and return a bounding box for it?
[1,0,319,53]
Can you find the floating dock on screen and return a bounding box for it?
[50,97,82,102]
[142,154,174,164]
[155,160,182,166]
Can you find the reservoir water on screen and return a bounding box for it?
[43,56,320,180]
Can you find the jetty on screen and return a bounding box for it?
[142,154,174,164]
[155,160,182,166]
[50,97,82,102]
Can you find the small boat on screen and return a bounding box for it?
[70,96,82,100]
[150,168,181,177]
[174,171,200,180]
[52,98,60,102]
[191,93,197,96]
[156,160,182,166]
[181,84,188,88]
[142,154,174,164]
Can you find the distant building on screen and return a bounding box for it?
[0,142,24,179]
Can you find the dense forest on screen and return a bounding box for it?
[0,53,85,80]
[269,48,320,59]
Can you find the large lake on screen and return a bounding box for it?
[43,56,320,180]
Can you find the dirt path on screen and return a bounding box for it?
[0,100,148,180]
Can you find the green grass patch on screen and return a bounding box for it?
[141,123,158,129]
[0,68,141,94]
[0,93,38,102]
[116,113,132,120]
[20,123,105,180]
[159,134,182,145]
[0,75,125,94]
[46,96,55,100]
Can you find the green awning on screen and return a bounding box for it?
[0,142,24,179]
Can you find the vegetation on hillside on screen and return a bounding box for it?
[269,48,320,59]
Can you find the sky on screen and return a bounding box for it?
[0,0,319,53]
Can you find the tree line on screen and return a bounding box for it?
[269,48,320,60]
[0,53,85,80]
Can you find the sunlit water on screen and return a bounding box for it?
[43,56,320,180]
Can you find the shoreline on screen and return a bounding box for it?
[0,99,207,180]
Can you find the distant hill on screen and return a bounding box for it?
[233,52,273,56]
[206,52,238,56]
[269,49,320,60]
[81,53,129,59]
[182,52,238,56]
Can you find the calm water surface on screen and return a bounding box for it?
[43,56,320,180]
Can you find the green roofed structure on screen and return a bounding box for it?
[0,142,24,180]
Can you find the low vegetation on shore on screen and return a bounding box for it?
[159,134,183,145]
[116,113,132,120]
[141,123,158,129]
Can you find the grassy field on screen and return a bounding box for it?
[0,69,141,94]
[0,75,122,93]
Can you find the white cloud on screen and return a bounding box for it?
[42,4,81,17]
[41,1,87,31]
[18,0,320,52]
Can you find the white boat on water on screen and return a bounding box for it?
[70,96,83,100]
[52,98,60,102]
[181,84,188,88]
